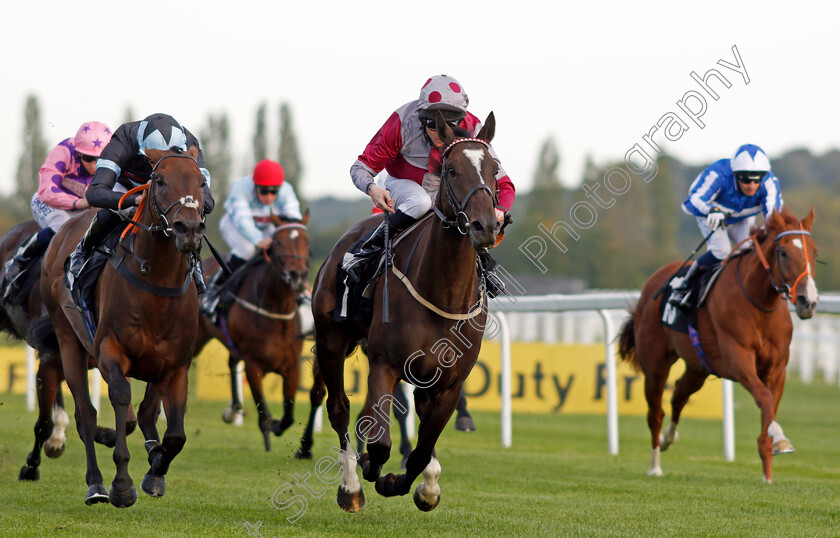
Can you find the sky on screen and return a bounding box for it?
[1,0,837,203]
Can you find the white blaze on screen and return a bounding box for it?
[462,149,486,184]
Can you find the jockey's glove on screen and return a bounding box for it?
[706,210,726,232]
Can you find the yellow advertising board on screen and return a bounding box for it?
[195,340,722,419]
[0,345,109,399]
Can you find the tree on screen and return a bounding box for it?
[13,95,47,220]
[200,112,232,249]
[278,102,304,198]
[122,105,135,124]
[253,102,268,163]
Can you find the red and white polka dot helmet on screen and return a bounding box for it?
[74,121,112,157]
[418,75,469,122]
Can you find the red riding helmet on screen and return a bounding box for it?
[253,159,285,186]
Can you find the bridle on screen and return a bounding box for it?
[734,226,813,310]
[262,222,311,287]
[433,138,498,235]
[119,153,204,238]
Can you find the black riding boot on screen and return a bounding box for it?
[478,250,506,298]
[667,262,706,310]
[2,229,53,303]
[66,210,117,290]
[201,255,246,316]
[342,211,416,283]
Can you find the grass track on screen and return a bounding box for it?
[1,376,838,537]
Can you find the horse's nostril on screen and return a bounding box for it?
[172,221,188,236]
[471,221,484,233]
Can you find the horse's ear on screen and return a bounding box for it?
[145,148,165,165]
[301,208,310,225]
[801,205,815,230]
[476,112,495,144]
[187,145,199,159]
[435,111,457,147]
[767,209,785,231]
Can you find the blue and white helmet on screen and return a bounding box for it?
[137,113,188,156]
[731,144,771,173]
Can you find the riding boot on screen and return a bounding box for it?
[201,255,246,316]
[478,250,506,298]
[2,230,52,303]
[66,209,115,290]
[341,211,416,283]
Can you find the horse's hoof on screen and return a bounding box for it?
[294,448,313,460]
[141,473,166,497]
[413,483,441,512]
[222,407,236,423]
[263,431,271,452]
[44,442,66,459]
[455,415,476,432]
[95,428,117,448]
[18,465,40,481]
[109,483,138,508]
[84,484,110,505]
[647,467,663,477]
[336,485,365,513]
[773,439,796,455]
[272,419,292,437]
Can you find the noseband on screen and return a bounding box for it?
[434,138,498,235]
[262,222,310,285]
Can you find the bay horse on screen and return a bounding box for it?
[35,147,206,507]
[0,221,127,481]
[312,112,500,512]
[618,207,818,483]
[194,213,311,451]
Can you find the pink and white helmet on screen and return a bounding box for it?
[74,121,112,157]
[418,75,469,121]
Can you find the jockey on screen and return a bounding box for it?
[341,74,515,297]
[2,121,112,301]
[201,159,305,314]
[669,143,783,309]
[65,113,214,292]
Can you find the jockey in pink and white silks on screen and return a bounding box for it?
[342,74,516,296]
[669,144,784,309]
[2,121,113,302]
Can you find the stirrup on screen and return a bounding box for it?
[484,271,506,298]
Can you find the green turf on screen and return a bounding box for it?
[0,375,838,537]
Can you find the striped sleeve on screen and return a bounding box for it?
[682,168,721,217]
[761,174,783,218]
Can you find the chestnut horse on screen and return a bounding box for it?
[618,207,818,483]
[194,213,311,451]
[35,147,206,507]
[0,221,128,481]
[312,112,500,512]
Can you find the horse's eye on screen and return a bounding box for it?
[447,166,457,176]
[779,249,788,259]
[153,175,164,186]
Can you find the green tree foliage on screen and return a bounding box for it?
[200,112,232,250]
[253,102,268,163]
[10,95,48,225]
[122,105,135,125]
[278,102,304,199]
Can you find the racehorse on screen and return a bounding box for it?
[618,207,818,483]
[311,112,500,512]
[34,147,206,507]
[195,213,311,451]
[0,221,127,481]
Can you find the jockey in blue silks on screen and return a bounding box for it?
[669,144,783,309]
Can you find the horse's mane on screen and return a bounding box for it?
[752,206,799,242]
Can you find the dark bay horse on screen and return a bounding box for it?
[618,207,818,483]
[36,147,206,506]
[0,221,126,481]
[312,112,500,512]
[195,213,311,451]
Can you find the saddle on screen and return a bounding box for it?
[202,255,265,325]
[2,251,46,307]
[332,215,431,326]
[660,262,726,333]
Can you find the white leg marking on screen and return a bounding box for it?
[462,149,486,184]
[648,447,663,476]
[337,440,361,493]
[46,405,69,451]
[659,423,679,451]
[768,420,787,442]
[416,457,442,504]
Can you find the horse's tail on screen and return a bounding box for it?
[27,314,60,362]
[0,307,20,340]
[617,312,640,372]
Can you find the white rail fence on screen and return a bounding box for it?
[488,293,840,457]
